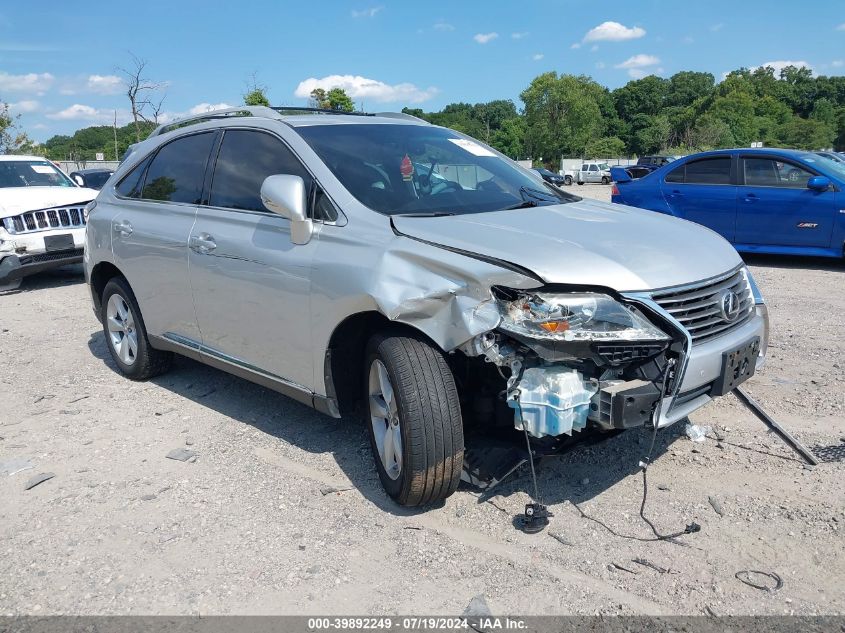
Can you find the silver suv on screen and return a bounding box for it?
[85,106,769,506]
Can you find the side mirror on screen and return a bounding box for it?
[807,175,831,192]
[610,166,631,183]
[260,175,313,245]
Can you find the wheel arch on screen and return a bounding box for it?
[323,310,443,417]
[89,261,127,319]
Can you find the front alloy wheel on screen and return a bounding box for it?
[369,360,403,480]
[364,333,464,506]
[106,293,138,366]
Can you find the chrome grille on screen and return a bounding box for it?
[1,205,87,235]
[651,268,753,345]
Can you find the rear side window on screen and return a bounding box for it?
[141,132,216,203]
[665,157,731,185]
[115,155,152,198]
[209,130,312,212]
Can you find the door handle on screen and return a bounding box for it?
[113,220,133,236]
[667,190,684,198]
[742,194,758,204]
[189,233,217,254]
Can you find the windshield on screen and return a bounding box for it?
[79,171,113,189]
[0,160,76,188]
[597,163,610,171]
[801,153,845,181]
[297,124,579,216]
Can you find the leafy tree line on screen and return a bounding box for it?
[13,64,845,163]
[405,65,845,165]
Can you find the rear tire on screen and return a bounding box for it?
[577,181,584,185]
[364,333,464,506]
[564,175,572,186]
[100,277,172,380]
[601,176,610,185]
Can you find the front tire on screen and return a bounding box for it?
[100,277,172,380]
[365,333,464,506]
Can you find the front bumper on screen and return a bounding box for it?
[0,227,86,284]
[656,305,768,427]
[0,249,84,283]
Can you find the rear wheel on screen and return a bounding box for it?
[365,333,464,506]
[564,175,572,186]
[577,181,584,185]
[100,277,172,380]
[601,176,610,185]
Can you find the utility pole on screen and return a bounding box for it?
[113,111,119,161]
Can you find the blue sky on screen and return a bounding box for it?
[2,1,844,141]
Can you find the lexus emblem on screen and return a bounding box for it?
[719,290,741,322]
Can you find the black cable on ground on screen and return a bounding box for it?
[571,358,701,545]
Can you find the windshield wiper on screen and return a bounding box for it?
[503,200,539,210]
[396,211,455,218]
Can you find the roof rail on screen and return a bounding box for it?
[374,111,430,124]
[270,106,374,117]
[149,106,280,138]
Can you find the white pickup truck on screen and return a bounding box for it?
[564,161,613,185]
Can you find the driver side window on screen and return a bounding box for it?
[209,130,312,213]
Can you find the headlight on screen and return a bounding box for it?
[499,292,669,342]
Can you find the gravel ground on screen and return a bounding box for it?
[1,185,844,616]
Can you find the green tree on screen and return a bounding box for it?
[776,116,835,149]
[613,75,669,119]
[309,87,355,111]
[0,101,33,154]
[666,71,715,108]
[243,74,271,107]
[521,72,607,159]
[585,136,625,158]
[491,117,526,158]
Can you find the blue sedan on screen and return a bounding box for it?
[611,148,845,259]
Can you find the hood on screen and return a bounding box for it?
[0,187,98,217]
[391,198,742,292]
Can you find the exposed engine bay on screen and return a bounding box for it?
[452,287,688,456]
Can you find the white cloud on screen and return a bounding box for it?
[294,74,438,104]
[433,21,454,31]
[473,32,498,44]
[187,102,233,115]
[46,104,131,123]
[86,74,122,95]
[351,6,382,18]
[584,21,645,42]
[615,54,661,69]
[836,23,845,31]
[570,42,581,49]
[532,53,544,61]
[752,60,814,76]
[511,31,529,39]
[9,100,40,113]
[590,44,599,52]
[0,71,54,95]
[832,60,844,68]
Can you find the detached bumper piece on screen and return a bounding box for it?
[0,249,84,284]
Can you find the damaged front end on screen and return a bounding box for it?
[459,287,687,442]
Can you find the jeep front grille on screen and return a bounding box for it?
[651,268,753,345]
[2,205,87,235]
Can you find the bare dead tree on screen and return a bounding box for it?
[118,53,164,141]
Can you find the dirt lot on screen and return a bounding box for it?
[1,184,844,616]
